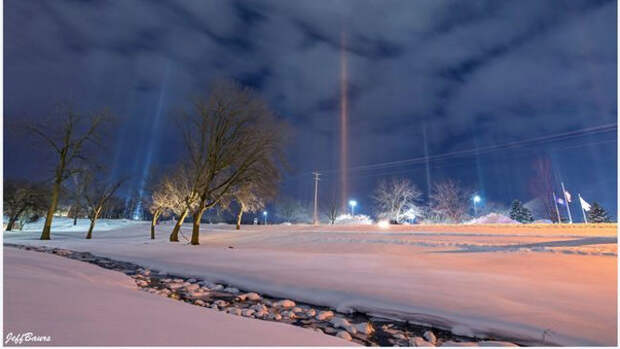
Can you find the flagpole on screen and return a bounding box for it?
[579,193,588,224]
[552,192,561,223]
[561,182,573,224]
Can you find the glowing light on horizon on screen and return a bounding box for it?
[340,31,349,211]
[377,220,390,229]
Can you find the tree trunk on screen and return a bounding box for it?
[151,209,161,240]
[169,208,188,242]
[73,211,78,226]
[6,214,19,231]
[191,207,206,245]
[86,209,100,239]
[41,180,61,240]
[236,208,244,230]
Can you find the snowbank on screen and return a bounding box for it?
[3,247,354,346]
[334,214,374,225]
[466,213,518,225]
[18,217,140,232]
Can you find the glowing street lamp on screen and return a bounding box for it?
[349,200,357,216]
[263,211,268,225]
[472,195,481,216]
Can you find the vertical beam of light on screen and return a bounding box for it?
[340,31,349,211]
[132,62,171,220]
[423,124,432,200]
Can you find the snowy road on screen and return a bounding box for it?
[4,219,617,345]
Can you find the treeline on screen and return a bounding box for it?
[5,80,289,245]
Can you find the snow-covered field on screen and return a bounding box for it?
[4,218,618,346]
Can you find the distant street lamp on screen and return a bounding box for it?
[472,195,481,216]
[349,200,357,216]
[263,211,268,225]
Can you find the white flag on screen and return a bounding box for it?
[564,190,572,203]
[579,196,591,211]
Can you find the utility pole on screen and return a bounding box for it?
[312,171,320,225]
[561,182,573,224]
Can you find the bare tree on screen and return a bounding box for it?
[275,196,310,223]
[430,179,469,223]
[3,180,49,231]
[372,178,423,223]
[147,171,184,240]
[82,171,124,239]
[179,80,287,245]
[324,200,339,224]
[67,170,90,225]
[229,181,274,230]
[25,104,112,240]
[162,162,200,242]
[529,156,559,222]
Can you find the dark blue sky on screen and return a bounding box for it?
[4,0,617,219]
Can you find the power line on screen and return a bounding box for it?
[320,123,617,174]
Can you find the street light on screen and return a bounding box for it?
[472,195,481,216]
[263,211,268,225]
[349,200,357,216]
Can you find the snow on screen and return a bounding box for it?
[3,247,354,346]
[334,214,374,225]
[466,213,518,224]
[3,217,617,346]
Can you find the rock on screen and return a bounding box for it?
[355,322,374,335]
[210,304,218,310]
[185,284,200,292]
[187,278,196,283]
[281,310,296,319]
[169,293,180,300]
[194,299,205,306]
[336,331,352,341]
[210,284,224,291]
[323,327,337,334]
[330,317,357,334]
[238,292,261,302]
[167,282,184,290]
[250,303,268,312]
[214,300,228,308]
[292,307,304,313]
[316,310,334,321]
[305,309,317,317]
[269,313,283,321]
[255,310,269,318]
[314,328,324,334]
[423,331,437,345]
[393,333,406,340]
[224,287,240,294]
[441,341,479,347]
[410,336,433,347]
[273,299,296,309]
[241,309,255,317]
[173,278,184,283]
[478,341,517,347]
[226,308,242,316]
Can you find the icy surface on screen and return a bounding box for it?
[3,247,354,346]
[4,218,617,345]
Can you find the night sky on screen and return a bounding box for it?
[4,0,618,219]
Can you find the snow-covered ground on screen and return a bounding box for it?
[4,218,617,345]
[3,247,353,346]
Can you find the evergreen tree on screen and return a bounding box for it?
[509,200,533,223]
[587,202,611,223]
